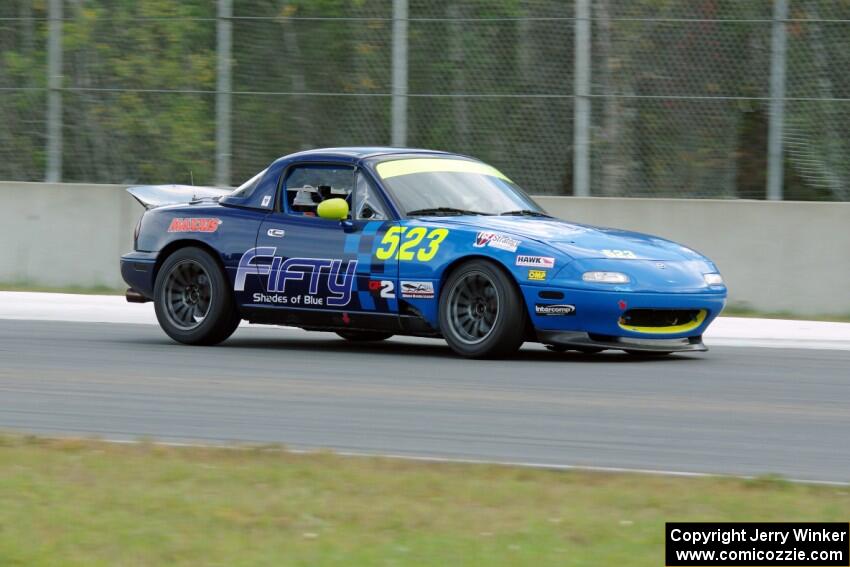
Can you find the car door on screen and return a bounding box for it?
[247,163,400,331]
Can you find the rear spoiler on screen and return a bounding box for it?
[126,184,232,209]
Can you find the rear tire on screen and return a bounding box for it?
[336,331,393,342]
[439,259,525,359]
[154,247,240,345]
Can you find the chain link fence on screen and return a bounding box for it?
[1,0,850,200]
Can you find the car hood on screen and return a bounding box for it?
[437,216,702,262]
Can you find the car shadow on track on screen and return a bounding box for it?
[207,334,702,364]
[115,323,701,364]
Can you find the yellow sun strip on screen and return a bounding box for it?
[617,310,707,335]
[376,158,512,182]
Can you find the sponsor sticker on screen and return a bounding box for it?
[400,281,435,299]
[535,304,576,316]
[528,269,547,281]
[368,279,396,298]
[473,232,521,252]
[602,249,637,259]
[167,218,222,233]
[516,255,555,268]
[235,247,357,307]
[261,195,272,207]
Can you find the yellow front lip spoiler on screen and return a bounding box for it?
[618,309,707,335]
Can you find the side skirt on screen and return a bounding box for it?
[240,305,440,337]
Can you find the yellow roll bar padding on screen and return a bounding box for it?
[317,198,350,221]
[376,158,512,182]
[618,309,707,335]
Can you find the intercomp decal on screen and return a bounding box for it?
[235,247,356,307]
[535,304,576,316]
[167,218,222,233]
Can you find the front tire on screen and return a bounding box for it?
[154,247,240,345]
[439,260,525,359]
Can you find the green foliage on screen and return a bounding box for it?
[1,436,849,566]
[1,0,848,199]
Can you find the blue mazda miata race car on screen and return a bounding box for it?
[121,147,727,358]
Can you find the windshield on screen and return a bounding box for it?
[374,158,544,217]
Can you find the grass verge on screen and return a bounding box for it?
[0,436,848,566]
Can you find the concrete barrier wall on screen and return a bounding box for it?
[0,182,141,290]
[536,196,850,315]
[1,182,848,315]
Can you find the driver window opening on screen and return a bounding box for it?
[284,166,354,218]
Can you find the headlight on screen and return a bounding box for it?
[582,271,630,284]
[703,273,724,286]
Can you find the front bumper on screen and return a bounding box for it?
[537,330,707,353]
[522,285,726,340]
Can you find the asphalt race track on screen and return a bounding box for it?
[1,319,849,483]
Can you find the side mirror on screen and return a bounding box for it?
[316,198,349,221]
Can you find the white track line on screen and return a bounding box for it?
[50,435,850,487]
[2,291,850,350]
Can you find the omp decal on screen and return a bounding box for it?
[528,270,547,281]
[400,281,435,299]
[235,247,357,307]
[167,218,221,233]
[375,227,449,262]
[618,309,707,334]
[535,304,576,316]
[516,255,555,268]
[473,232,520,252]
[376,158,512,182]
[602,249,637,259]
[266,228,285,238]
[368,280,396,299]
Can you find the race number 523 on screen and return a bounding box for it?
[376,227,449,262]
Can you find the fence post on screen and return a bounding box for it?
[391,0,408,147]
[216,0,232,187]
[766,0,788,201]
[573,0,591,197]
[46,0,62,183]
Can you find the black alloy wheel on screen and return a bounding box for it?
[154,247,240,345]
[439,259,525,358]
